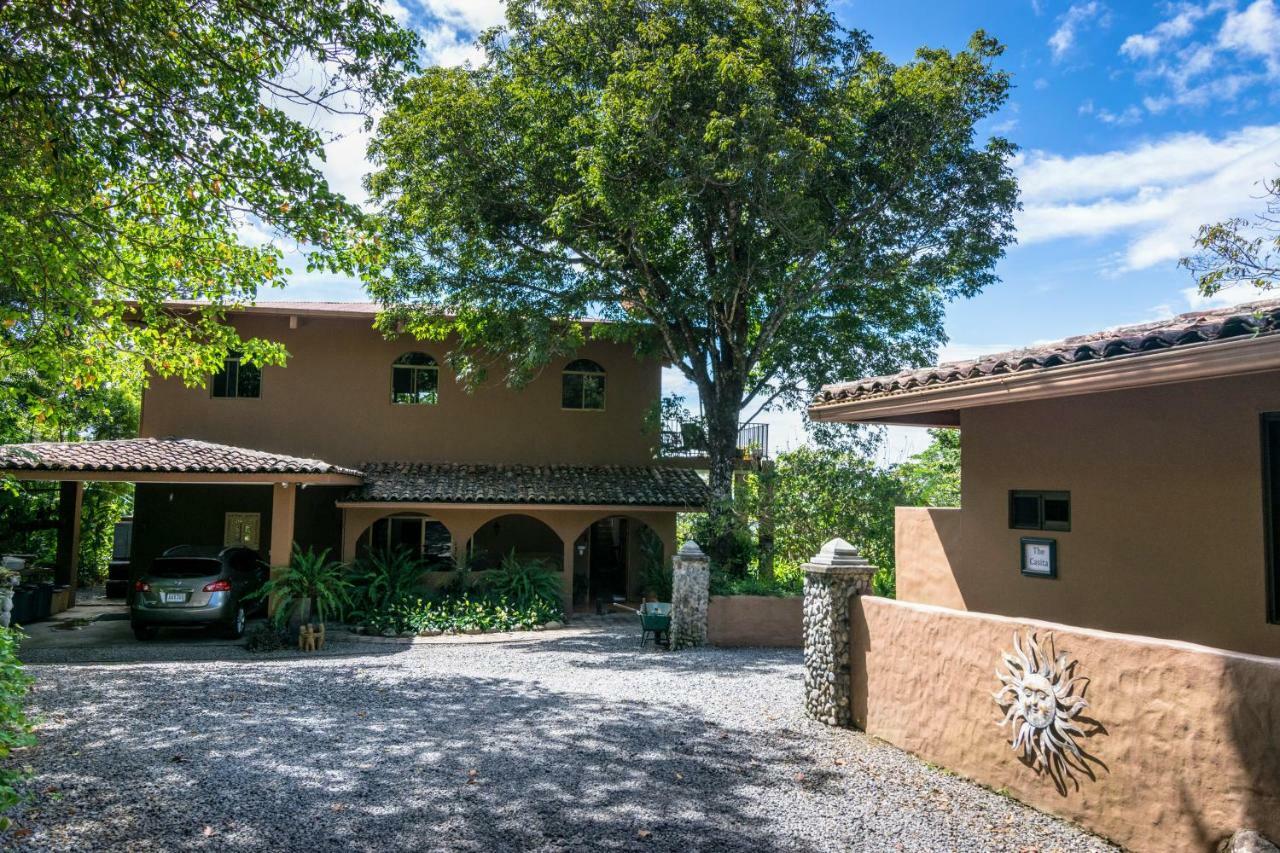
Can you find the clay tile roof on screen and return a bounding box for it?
[0,438,361,477]
[349,462,710,508]
[812,298,1280,409]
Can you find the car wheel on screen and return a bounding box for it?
[224,605,246,639]
[133,624,158,641]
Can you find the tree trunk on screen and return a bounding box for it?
[703,390,745,575]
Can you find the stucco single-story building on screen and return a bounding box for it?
[805,298,1280,852]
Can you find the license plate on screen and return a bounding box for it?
[163,592,186,603]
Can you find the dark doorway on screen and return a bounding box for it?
[588,517,628,608]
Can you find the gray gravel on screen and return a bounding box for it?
[10,620,1113,852]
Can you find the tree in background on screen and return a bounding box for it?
[0,0,417,427]
[0,373,138,584]
[365,0,1018,571]
[1181,175,1280,295]
[895,428,960,508]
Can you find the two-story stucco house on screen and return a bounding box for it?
[0,302,708,613]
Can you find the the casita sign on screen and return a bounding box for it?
[1020,537,1057,578]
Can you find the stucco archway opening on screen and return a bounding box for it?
[570,516,665,613]
[355,512,454,571]
[467,514,563,575]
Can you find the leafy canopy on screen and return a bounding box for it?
[0,0,416,425]
[1181,174,1280,295]
[366,0,1017,462]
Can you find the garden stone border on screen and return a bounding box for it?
[338,622,568,646]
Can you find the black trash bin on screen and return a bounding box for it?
[11,585,36,626]
[34,582,53,621]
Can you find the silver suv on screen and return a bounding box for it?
[131,546,268,641]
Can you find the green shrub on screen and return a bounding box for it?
[479,551,562,609]
[636,527,672,601]
[347,546,428,625]
[249,545,350,628]
[244,623,293,652]
[0,626,34,829]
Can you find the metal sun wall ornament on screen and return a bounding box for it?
[994,631,1096,793]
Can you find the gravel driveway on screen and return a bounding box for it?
[11,621,1113,852]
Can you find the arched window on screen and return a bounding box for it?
[562,359,605,410]
[391,352,438,405]
[361,515,453,570]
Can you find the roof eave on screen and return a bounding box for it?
[809,333,1280,425]
[0,470,364,485]
[333,500,703,512]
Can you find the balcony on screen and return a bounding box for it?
[660,420,769,462]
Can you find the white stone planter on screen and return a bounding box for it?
[0,588,11,628]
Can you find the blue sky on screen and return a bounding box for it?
[269,0,1280,459]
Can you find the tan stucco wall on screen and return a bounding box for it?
[706,595,802,647]
[935,370,1280,658]
[894,506,964,610]
[338,505,677,613]
[140,313,662,468]
[850,595,1280,853]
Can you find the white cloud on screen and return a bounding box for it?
[1014,124,1280,272]
[1182,280,1267,308]
[1219,0,1280,73]
[1096,104,1143,125]
[1118,0,1280,112]
[1049,2,1109,61]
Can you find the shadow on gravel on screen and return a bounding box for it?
[504,627,803,676]
[13,662,820,852]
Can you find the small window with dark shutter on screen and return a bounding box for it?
[1009,491,1070,532]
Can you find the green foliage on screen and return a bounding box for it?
[250,546,351,628]
[636,527,672,601]
[0,626,35,828]
[347,546,428,624]
[244,623,294,653]
[1181,175,1280,295]
[366,0,1017,567]
[894,429,961,508]
[360,593,562,636]
[0,0,417,425]
[0,381,138,584]
[479,551,563,609]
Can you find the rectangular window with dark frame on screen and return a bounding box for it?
[211,354,261,399]
[1262,414,1280,624]
[1009,490,1070,532]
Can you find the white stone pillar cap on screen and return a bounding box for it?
[804,537,873,573]
[677,540,708,560]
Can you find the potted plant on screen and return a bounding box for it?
[249,545,350,649]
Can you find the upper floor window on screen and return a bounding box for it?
[392,352,438,405]
[211,353,260,398]
[562,359,605,410]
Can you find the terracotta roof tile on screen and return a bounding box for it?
[0,438,360,477]
[350,462,709,507]
[813,298,1280,408]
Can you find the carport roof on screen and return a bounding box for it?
[0,438,362,483]
[343,462,709,509]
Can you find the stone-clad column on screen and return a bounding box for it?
[669,541,710,650]
[803,538,875,726]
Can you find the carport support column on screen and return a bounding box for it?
[54,481,84,595]
[802,538,875,727]
[669,541,709,650]
[268,483,297,618]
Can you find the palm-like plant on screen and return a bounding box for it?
[348,545,427,621]
[481,550,563,610]
[250,545,351,628]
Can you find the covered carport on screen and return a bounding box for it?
[0,438,363,605]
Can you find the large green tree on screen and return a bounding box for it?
[0,0,416,426]
[366,0,1017,567]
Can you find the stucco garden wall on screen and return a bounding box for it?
[850,595,1280,852]
[706,595,802,647]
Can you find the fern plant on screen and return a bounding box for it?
[480,550,563,609]
[348,545,428,623]
[249,545,351,628]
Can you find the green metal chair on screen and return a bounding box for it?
[639,602,672,648]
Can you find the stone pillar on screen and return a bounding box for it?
[669,540,710,650]
[802,538,875,726]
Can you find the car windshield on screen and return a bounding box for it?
[150,558,221,579]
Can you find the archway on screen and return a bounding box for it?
[569,515,665,612]
[355,512,454,570]
[468,514,562,572]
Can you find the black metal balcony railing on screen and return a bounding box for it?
[660,421,769,460]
